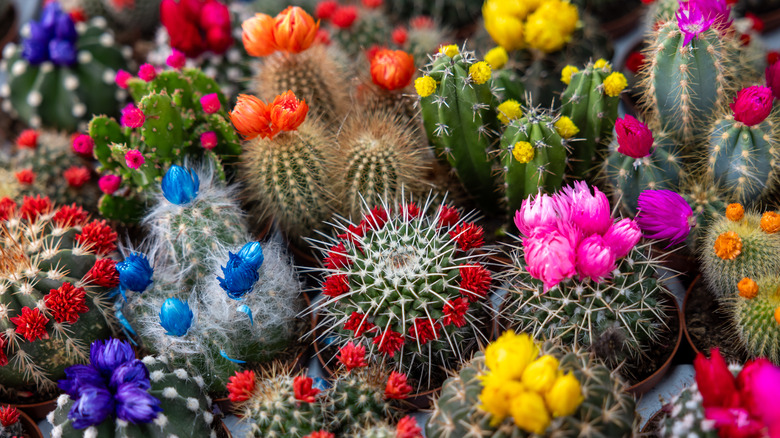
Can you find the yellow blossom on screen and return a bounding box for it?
[593,58,612,71]
[469,61,492,85]
[545,372,584,417]
[513,141,535,163]
[483,0,532,20]
[525,17,569,53]
[478,377,526,426]
[497,99,522,124]
[483,14,525,52]
[521,355,560,393]
[484,331,539,380]
[485,47,509,69]
[603,72,627,97]
[554,116,579,139]
[510,391,551,434]
[561,65,579,84]
[415,76,437,97]
[531,0,579,36]
[439,44,459,58]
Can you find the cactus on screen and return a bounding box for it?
[426,340,637,438]
[331,7,391,58]
[401,18,448,69]
[313,196,491,391]
[0,195,118,395]
[0,3,131,131]
[680,178,727,248]
[560,60,621,179]
[48,343,217,438]
[347,416,422,438]
[382,0,483,28]
[89,66,241,223]
[730,275,780,364]
[0,406,23,438]
[78,0,161,40]
[659,381,718,438]
[700,210,780,299]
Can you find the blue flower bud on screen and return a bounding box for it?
[68,386,115,429]
[54,12,77,42]
[237,241,264,270]
[159,298,193,337]
[22,23,49,64]
[49,39,76,66]
[109,359,151,391]
[117,252,154,293]
[40,2,62,35]
[217,252,260,300]
[161,165,199,205]
[114,383,162,424]
[90,339,135,378]
[58,364,105,399]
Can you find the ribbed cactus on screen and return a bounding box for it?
[0,3,130,131]
[680,178,727,247]
[327,364,404,434]
[731,275,780,364]
[0,196,117,395]
[48,350,217,438]
[659,382,718,438]
[426,342,636,438]
[89,66,241,223]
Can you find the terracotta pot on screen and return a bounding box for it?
[13,398,57,422]
[600,5,646,39]
[0,4,18,58]
[19,409,43,438]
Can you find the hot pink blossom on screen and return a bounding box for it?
[603,218,642,259]
[737,358,780,436]
[125,150,145,170]
[523,228,577,290]
[200,131,217,150]
[115,69,132,89]
[767,59,780,101]
[730,86,773,126]
[167,49,186,69]
[201,93,221,114]
[555,181,612,237]
[615,115,653,159]
[72,134,95,155]
[138,63,157,82]
[514,193,558,236]
[575,234,616,282]
[120,104,145,128]
[676,0,716,46]
[98,175,121,194]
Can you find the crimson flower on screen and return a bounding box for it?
[293,375,320,403]
[10,307,50,342]
[384,371,412,399]
[86,259,120,288]
[324,242,351,270]
[337,342,367,371]
[52,204,88,228]
[75,220,118,256]
[226,370,256,403]
[322,274,350,298]
[730,86,773,126]
[459,264,491,301]
[20,195,52,222]
[344,312,375,337]
[372,329,404,357]
[441,297,470,327]
[408,318,439,344]
[45,283,89,324]
[449,222,484,251]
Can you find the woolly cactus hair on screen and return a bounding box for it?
[659,380,719,438]
[426,341,637,438]
[0,196,118,395]
[730,275,780,364]
[0,4,131,131]
[48,354,217,438]
[311,194,492,391]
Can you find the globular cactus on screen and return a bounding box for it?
[48,340,217,438]
[382,0,483,28]
[0,2,131,131]
[426,337,637,438]
[660,381,719,438]
[700,208,780,299]
[313,196,491,391]
[345,416,422,438]
[730,275,780,364]
[329,5,391,58]
[0,195,118,395]
[89,66,241,223]
[680,178,727,247]
[78,0,161,40]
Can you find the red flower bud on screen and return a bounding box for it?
[370,49,415,91]
[615,115,653,158]
[730,86,773,126]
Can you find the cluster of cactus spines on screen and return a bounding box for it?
[313,195,491,390]
[606,128,686,215]
[731,275,780,364]
[0,13,131,131]
[332,8,391,58]
[0,196,118,394]
[48,355,217,438]
[79,0,161,39]
[560,60,621,179]
[704,111,779,205]
[700,210,780,299]
[502,243,672,370]
[680,178,727,247]
[419,46,500,211]
[89,66,241,223]
[659,380,718,438]
[426,341,637,438]
[638,20,737,144]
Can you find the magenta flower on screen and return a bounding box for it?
[603,218,642,259]
[767,60,780,101]
[514,193,558,236]
[166,49,186,69]
[555,181,612,237]
[615,115,653,159]
[636,189,694,245]
[730,86,773,126]
[99,175,121,194]
[676,0,716,46]
[115,69,132,89]
[523,227,577,291]
[575,234,616,282]
[737,358,780,435]
[125,150,145,170]
[200,131,218,150]
[72,134,95,155]
[120,104,145,128]
[201,93,221,114]
[138,63,156,82]
[692,0,732,32]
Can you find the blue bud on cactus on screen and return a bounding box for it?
[109,360,151,391]
[40,2,62,35]
[89,339,135,378]
[117,252,154,293]
[68,386,115,429]
[217,251,261,300]
[237,241,264,270]
[161,165,200,205]
[159,298,193,337]
[54,12,77,42]
[22,25,49,64]
[58,364,105,399]
[49,39,76,66]
[114,384,162,424]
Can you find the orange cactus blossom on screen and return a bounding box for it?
[273,6,319,53]
[270,90,309,132]
[230,94,278,140]
[370,49,415,91]
[242,13,277,57]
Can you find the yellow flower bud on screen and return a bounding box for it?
[512,141,535,163]
[554,116,579,139]
[478,377,526,427]
[532,0,579,36]
[439,44,459,58]
[545,372,584,417]
[593,58,612,71]
[469,61,492,85]
[483,0,531,20]
[603,72,627,97]
[415,76,437,97]
[561,65,579,85]
[524,16,568,53]
[485,47,509,69]
[510,391,551,434]
[484,14,525,52]
[497,99,522,124]
[484,331,539,380]
[521,355,560,393]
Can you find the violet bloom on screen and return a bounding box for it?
[90,339,135,378]
[615,115,653,159]
[676,0,716,46]
[109,360,151,391]
[767,60,780,100]
[555,181,612,237]
[523,227,577,291]
[692,0,732,31]
[59,364,105,399]
[68,386,115,429]
[603,218,642,259]
[636,189,694,246]
[575,234,616,283]
[114,384,162,424]
[730,86,773,126]
[514,193,558,236]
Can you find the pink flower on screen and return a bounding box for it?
[730,86,773,126]
[138,63,157,82]
[694,348,739,409]
[120,104,145,128]
[737,358,780,435]
[98,175,122,194]
[615,115,653,159]
[575,234,616,282]
[514,193,558,236]
[676,0,716,46]
[692,0,732,32]
[201,93,221,114]
[704,407,765,438]
[200,131,217,150]
[555,181,612,237]
[603,218,642,259]
[767,59,780,101]
[523,227,577,290]
[72,134,95,155]
[167,49,186,69]
[115,69,132,89]
[125,150,145,169]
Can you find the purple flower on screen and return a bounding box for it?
[48,39,77,66]
[40,2,61,35]
[90,339,135,378]
[53,12,77,42]
[676,0,716,46]
[692,0,732,31]
[767,60,780,101]
[68,386,115,429]
[59,365,105,399]
[109,360,151,391]
[22,23,49,64]
[730,86,773,126]
[636,190,694,246]
[114,383,162,424]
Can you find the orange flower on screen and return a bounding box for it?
[725,203,744,222]
[230,94,278,140]
[775,306,780,325]
[370,49,415,91]
[242,13,277,57]
[738,277,758,299]
[269,90,309,132]
[273,6,319,54]
[714,231,742,260]
[760,211,780,234]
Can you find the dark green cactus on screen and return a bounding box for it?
[382,0,483,28]
[332,8,391,58]
[681,178,727,248]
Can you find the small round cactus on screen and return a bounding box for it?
[659,381,719,438]
[731,275,780,364]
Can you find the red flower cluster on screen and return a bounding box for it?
[408,318,439,345]
[64,166,91,188]
[45,283,89,324]
[0,197,15,221]
[293,375,320,403]
[0,334,8,366]
[459,264,491,301]
[0,405,19,428]
[303,431,334,438]
[10,307,50,342]
[230,91,308,140]
[85,259,120,288]
[322,274,350,298]
[336,342,367,371]
[437,205,460,227]
[20,195,53,223]
[400,202,420,221]
[441,297,470,328]
[449,222,484,251]
[226,370,256,403]
[337,222,367,246]
[384,371,412,399]
[372,329,404,357]
[344,312,375,337]
[396,415,423,438]
[160,0,233,58]
[52,204,89,228]
[75,220,118,256]
[324,242,351,270]
[364,206,389,230]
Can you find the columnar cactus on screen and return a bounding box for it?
[0,2,130,131]
[0,196,118,394]
[731,275,780,363]
[48,340,217,438]
[680,178,727,247]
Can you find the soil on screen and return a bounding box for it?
[621,295,679,387]
[685,278,749,364]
